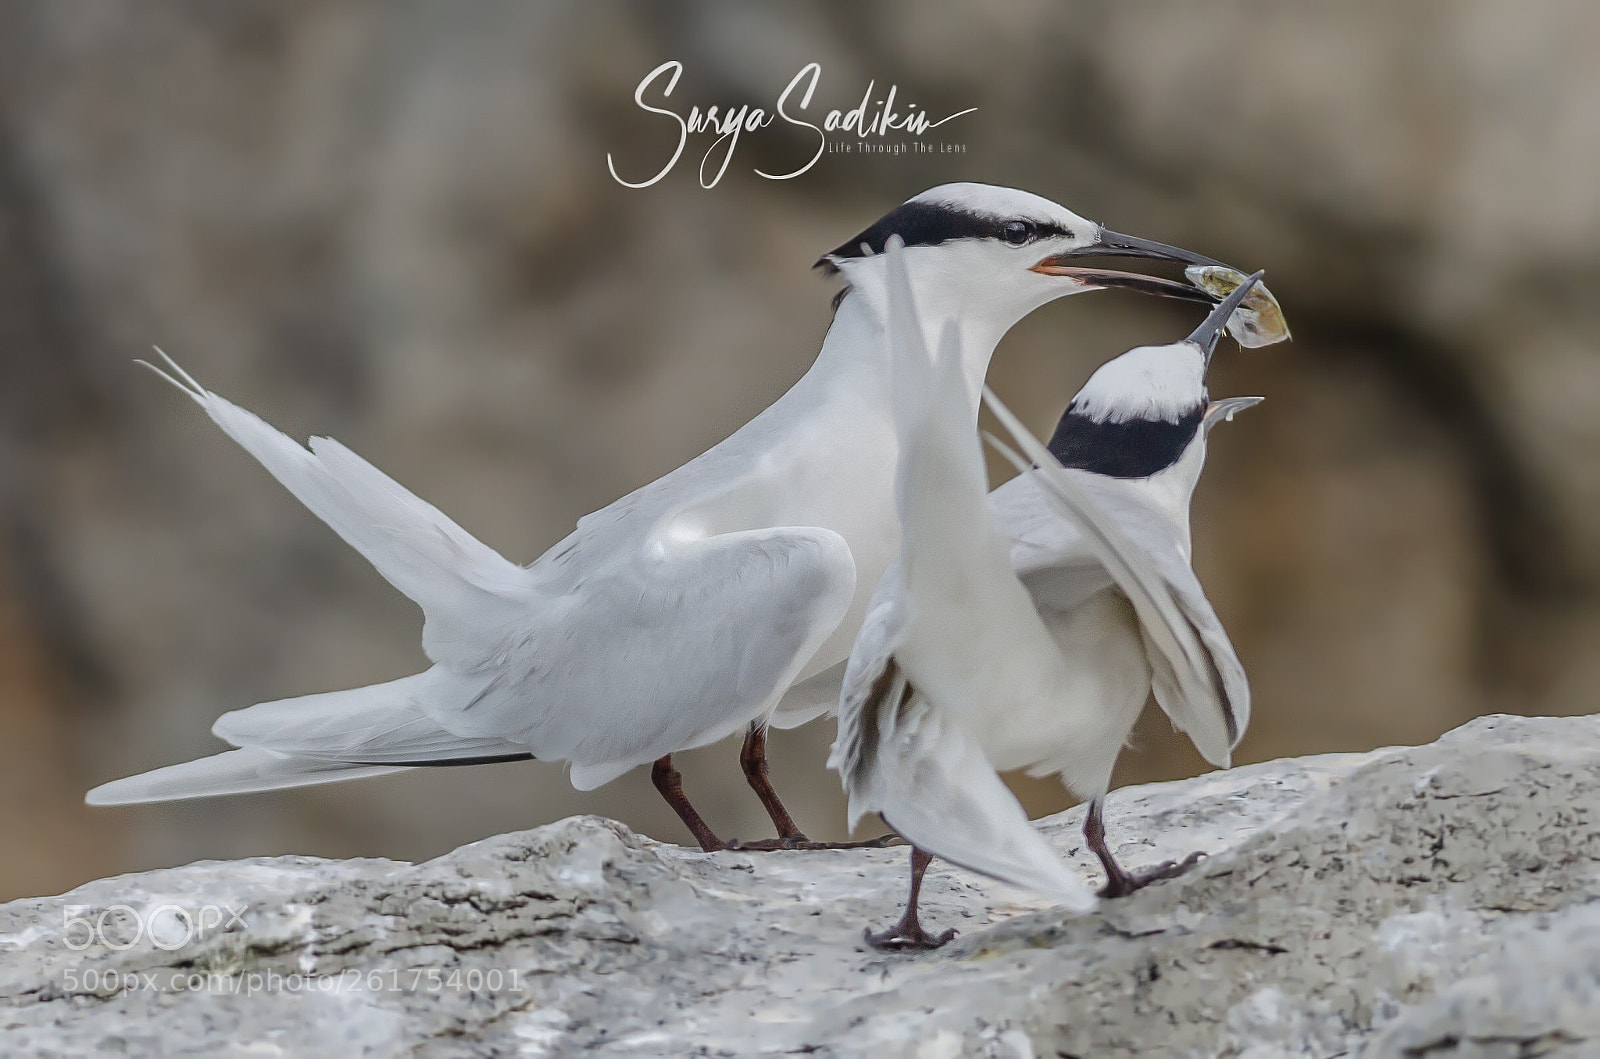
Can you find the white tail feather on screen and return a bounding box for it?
[85,354,547,810]
[867,683,1094,908]
[142,351,530,665]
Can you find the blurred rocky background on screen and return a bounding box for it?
[1,0,1596,900]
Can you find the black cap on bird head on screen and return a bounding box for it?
[1043,270,1265,480]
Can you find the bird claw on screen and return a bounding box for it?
[722,836,808,852]
[848,833,903,849]
[863,923,957,953]
[807,833,902,850]
[1099,850,1206,899]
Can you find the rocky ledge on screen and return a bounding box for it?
[3,714,1599,1057]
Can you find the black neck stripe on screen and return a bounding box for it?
[816,201,1071,272]
[1046,407,1203,479]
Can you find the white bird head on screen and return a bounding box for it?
[1045,272,1265,481]
[817,183,1230,338]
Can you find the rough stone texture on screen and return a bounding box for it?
[3,713,1597,1057]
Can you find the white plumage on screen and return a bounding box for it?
[91,348,861,804]
[1066,344,1207,425]
[832,241,1264,946]
[87,185,1265,859]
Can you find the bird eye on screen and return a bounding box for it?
[1003,221,1032,246]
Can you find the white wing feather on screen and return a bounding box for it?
[831,237,1096,908]
[768,659,847,730]
[85,748,407,805]
[418,523,857,769]
[830,579,1092,907]
[211,672,530,764]
[131,352,860,785]
[138,350,529,666]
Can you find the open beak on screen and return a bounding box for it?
[1029,226,1233,304]
[1203,396,1265,434]
[1186,270,1264,367]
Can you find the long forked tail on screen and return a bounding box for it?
[137,349,529,665]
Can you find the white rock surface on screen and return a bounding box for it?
[3,713,1599,1057]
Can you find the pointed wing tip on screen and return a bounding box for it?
[1041,860,1099,912]
[1193,739,1233,771]
[84,779,145,807]
[989,861,1098,912]
[84,765,218,806]
[1057,887,1099,914]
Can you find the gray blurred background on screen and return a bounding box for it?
[2,0,1597,901]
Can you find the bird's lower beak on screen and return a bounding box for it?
[1025,264,1217,303]
[1202,396,1265,433]
[1029,227,1232,304]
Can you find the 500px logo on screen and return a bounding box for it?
[62,903,248,952]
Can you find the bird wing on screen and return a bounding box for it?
[121,507,859,794]
[830,236,1095,908]
[983,389,1247,767]
[418,509,858,783]
[138,353,859,783]
[137,350,531,667]
[210,671,532,765]
[1080,476,1250,760]
[830,575,908,821]
[767,658,847,730]
[86,748,409,806]
[989,472,1116,614]
[829,579,1093,907]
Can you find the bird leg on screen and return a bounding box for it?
[651,755,723,853]
[1085,797,1204,898]
[864,846,957,952]
[649,744,896,854]
[737,721,808,842]
[722,722,901,851]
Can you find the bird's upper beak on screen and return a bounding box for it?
[1203,396,1265,434]
[1028,226,1233,305]
[1186,270,1264,366]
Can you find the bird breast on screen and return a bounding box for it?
[978,587,1152,785]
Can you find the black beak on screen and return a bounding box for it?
[1187,270,1264,367]
[1029,226,1233,304]
[1081,228,1230,269]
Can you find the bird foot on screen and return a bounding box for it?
[722,833,902,852]
[722,835,809,851]
[801,833,902,850]
[1099,851,1205,899]
[864,921,957,953]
